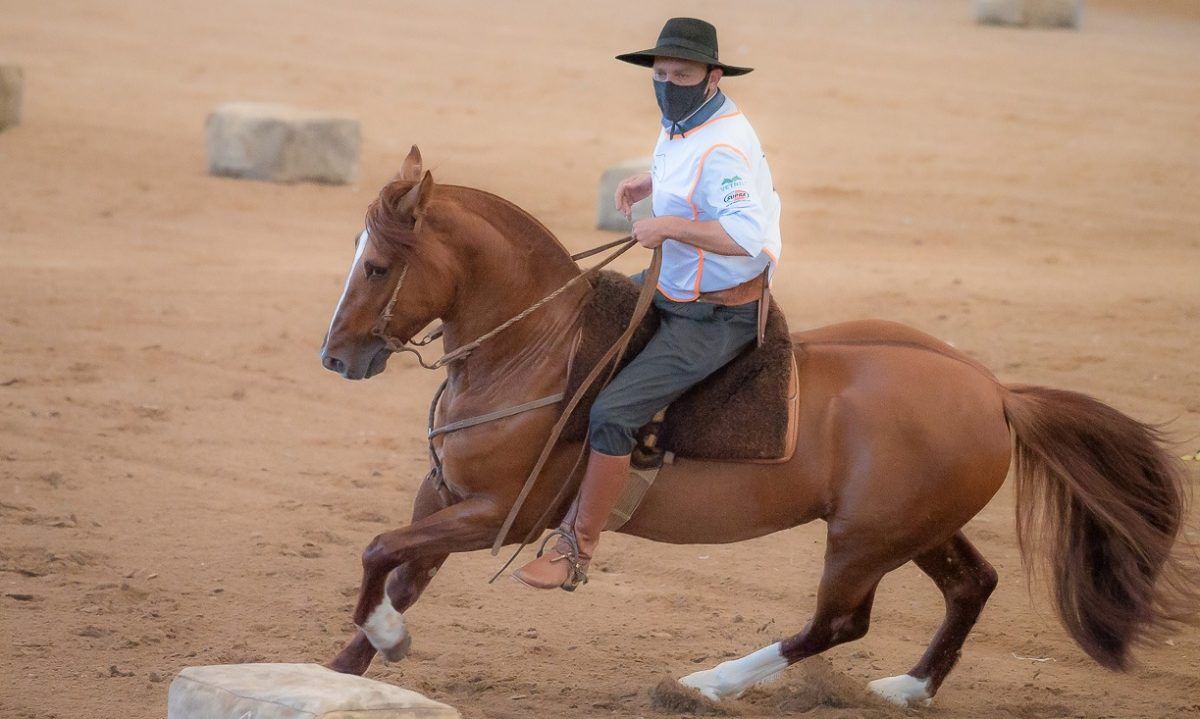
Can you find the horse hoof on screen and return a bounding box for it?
[327,648,373,676]
[677,669,726,702]
[379,632,413,663]
[867,674,932,707]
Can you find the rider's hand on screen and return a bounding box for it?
[632,216,679,249]
[614,171,653,222]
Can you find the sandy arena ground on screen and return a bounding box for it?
[2,1,1199,717]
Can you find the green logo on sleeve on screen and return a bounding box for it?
[720,175,744,190]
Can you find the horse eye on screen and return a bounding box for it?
[363,261,388,279]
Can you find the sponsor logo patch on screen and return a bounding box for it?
[723,189,751,204]
[720,175,744,190]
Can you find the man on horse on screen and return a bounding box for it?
[515,17,783,590]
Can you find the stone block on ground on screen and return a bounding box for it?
[975,0,1082,28]
[0,64,23,132]
[168,663,460,719]
[597,158,652,231]
[205,102,360,184]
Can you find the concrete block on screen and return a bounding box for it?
[0,64,23,132]
[205,102,360,184]
[976,0,1082,28]
[168,663,460,719]
[597,158,652,231]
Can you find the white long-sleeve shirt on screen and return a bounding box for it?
[650,95,782,302]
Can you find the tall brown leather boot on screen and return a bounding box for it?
[512,450,631,591]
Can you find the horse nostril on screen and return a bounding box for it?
[323,355,346,374]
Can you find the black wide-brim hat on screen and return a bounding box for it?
[616,17,753,77]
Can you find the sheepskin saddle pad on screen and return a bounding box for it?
[563,270,797,462]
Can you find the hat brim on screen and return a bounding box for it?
[615,46,753,76]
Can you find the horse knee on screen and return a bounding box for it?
[976,562,998,596]
[946,561,998,611]
[362,534,392,574]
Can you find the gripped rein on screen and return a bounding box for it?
[317,146,1195,706]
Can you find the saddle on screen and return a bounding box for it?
[563,271,799,464]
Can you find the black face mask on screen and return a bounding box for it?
[654,70,712,130]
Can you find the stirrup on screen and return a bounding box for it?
[536,528,589,591]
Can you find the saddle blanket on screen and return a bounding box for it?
[564,270,798,463]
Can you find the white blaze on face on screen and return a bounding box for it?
[359,593,409,653]
[327,229,369,339]
[678,641,789,701]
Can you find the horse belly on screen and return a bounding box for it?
[617,455,828,544]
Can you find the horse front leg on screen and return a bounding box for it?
[328,477,458,674]
[329,553,448,674]
[327,492,501,673]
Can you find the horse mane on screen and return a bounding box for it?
[365,178,576,271]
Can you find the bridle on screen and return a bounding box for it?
[368,235,640,371]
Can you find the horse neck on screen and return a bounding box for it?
[433,188,587,389]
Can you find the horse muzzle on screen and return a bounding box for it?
[321,343,390,380]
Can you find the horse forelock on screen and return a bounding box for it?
[364,178,422,255]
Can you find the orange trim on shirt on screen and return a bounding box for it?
[685,143,751,220]
[677,111,743,139]
[668,143,753,301]
[656,280,691,302]
[763,247,779,264]
[655,247,705,302]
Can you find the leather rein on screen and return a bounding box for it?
[370,235,638,370]
[368,235,663,576]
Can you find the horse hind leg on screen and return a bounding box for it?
[678,536,886,701]
[868,531,998,707]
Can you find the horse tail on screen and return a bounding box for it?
[1002,384,1197,670]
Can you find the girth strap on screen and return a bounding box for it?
[428,392,566,439]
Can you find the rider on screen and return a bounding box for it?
[514,17,782,590]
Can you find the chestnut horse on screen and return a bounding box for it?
[318,147,1193,707]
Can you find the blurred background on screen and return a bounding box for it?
[2,2,1198,718]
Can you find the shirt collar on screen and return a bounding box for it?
[662,89,727,138]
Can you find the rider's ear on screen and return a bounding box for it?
[398,145,423,182]
[394,170,434,227]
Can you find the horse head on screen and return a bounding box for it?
[320,146,458,379]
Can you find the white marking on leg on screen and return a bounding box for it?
[867,674,932,707]
[678,642,789,701]
[327,229,369,338]
[358,594,410,660]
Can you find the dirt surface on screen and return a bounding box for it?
[2,2,1199,718]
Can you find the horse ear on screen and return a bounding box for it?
[394,170,434,225]
[398,145,423,182]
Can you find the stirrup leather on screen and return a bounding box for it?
[536,528,589,591]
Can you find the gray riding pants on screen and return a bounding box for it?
[588,288,758,456]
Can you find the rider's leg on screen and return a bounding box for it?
[512,448,631,590]
[513,296,757,590]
